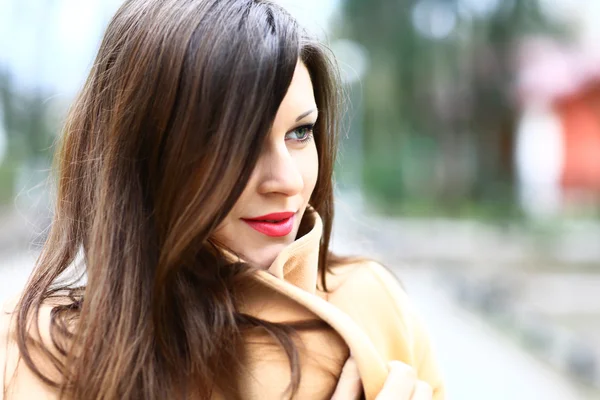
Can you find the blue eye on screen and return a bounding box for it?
[285,124,315,143]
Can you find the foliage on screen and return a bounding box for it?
[337,0,563,218]
[0,70,55,205]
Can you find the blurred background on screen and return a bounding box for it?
[1,0,599,399]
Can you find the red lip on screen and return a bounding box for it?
[244,212,295,221]
[242,212,296,237]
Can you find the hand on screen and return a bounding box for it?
[331,357,433,400]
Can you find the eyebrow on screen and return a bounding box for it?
[295,108,318,122]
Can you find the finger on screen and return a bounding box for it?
[376,361,417,400]
[410,380,433,400]
[331,357,363,400]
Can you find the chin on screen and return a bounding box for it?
[246,243,288,269]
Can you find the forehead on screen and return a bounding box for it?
[272,62,316,126]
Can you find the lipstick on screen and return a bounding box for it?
[241,212,295,237]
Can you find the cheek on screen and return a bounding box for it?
[211,216,233,245]
[301,142,319,197]
[211,189,250,244]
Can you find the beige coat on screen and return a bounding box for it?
[1,209,445,399]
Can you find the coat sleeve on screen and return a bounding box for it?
[366,262,446,400]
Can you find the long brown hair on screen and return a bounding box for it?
[9,0,345,398]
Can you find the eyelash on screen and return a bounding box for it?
[286,123,315,144]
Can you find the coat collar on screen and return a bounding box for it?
[215,206,389,399]
[264,206,321,294]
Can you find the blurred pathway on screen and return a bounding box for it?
[332,194,592,400]
[401,270,589,400]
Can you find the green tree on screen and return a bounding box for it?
[338,0,561,218]
[0,70,55,205]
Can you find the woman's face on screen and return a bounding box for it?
[212,61,319,268]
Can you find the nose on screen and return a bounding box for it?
[256,143,304,196]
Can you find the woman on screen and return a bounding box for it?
[0,0,445,399]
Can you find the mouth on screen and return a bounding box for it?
[241,211,296,237]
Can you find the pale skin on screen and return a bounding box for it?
[213,60,432,399]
